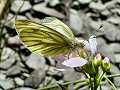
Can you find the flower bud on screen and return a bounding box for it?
[101,57,111,72]
[81,60,96,76]
[93,53,102,67]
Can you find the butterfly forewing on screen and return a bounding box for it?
[15,19,74,57]
[40,17,75,41]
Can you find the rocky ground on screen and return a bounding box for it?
[0,0,120,90]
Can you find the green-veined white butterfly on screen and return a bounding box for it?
[15,17,84,57]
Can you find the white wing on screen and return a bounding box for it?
[62,57,88,67]
[89,35,97,54]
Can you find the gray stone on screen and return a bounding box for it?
[11,1,31,12]
[0,79,14,90]
[6,65,28,76]
[22,73,30,78]
[47,57,56,66]
[63,68,84,81]
[78,0,91,4]
[24,69,46,88]
[89,2,106,11]
[110,64,120,74]
[26,54,46,70]
[104,0,117,9]
[114,54,120,63]
[33,3,64,18]
[14,77,24,86]
[13,87,34,90]
[8,36,21,45]
[101,85,111,90]
[114,77,120,87]
[89,20,105,36]
[16,15,27,19]
[39,76,58,88]
[107,17,120,25]
[72,1,79,6]
[0,48,16,69]
[97,43,115,62]
[69,9,83,35]
[6,14,27,28]
[101,10,111,16]
[0,73,6,80]
[48,0,60,7]
[47,66,63,76]
[109,43,120,53]
[0,58,16,69]
[102,21,120,41]
[97,37,106,47]
[111,9,120,15]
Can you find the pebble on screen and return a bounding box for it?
[33,3,64,18]
[69,9,83,35]
[63,68,84,81]
[89,2,106,11]
[103,21,120,41]
[114,77,120,87]
[0,48,16,69]
[107,16,120,25]
[48,0,60,7]
[101,85,111,90]
[101,9,111,16]
[14,77,24,86]
[109,43,120,53]
[24,69,46,88]
[97,44,115,62]
[6,65,28,76]
[78,0,91,4]
[26,54,46,70]
[111,8,120,15]
[110,64,120,73]
[13,87,34,90]
[0,0,120,90]
[114,54,120,63]
[11,1,31,12]
[8,36,21,46]
[0,73,6,80]
[0,79,14,90]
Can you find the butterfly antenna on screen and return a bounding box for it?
[96,24,103,32]
[91,24,104,37]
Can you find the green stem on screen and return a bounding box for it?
[104,75,117,90]
[37,79,88,90]
[89,77,93,90]
[36,73,119,90]
[93,76,96,90]
[107,74,120,78]
[96,72,105,88]
[74,82,88,90]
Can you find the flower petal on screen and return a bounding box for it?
[62,57,88,67]
[103,57,110,63]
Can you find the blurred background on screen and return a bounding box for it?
[0,0,120,90]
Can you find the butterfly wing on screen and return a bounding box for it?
[40,17,75,41]
[15,19,74,57]
[89,35,97,54]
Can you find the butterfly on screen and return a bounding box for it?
[15,17,84,57]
